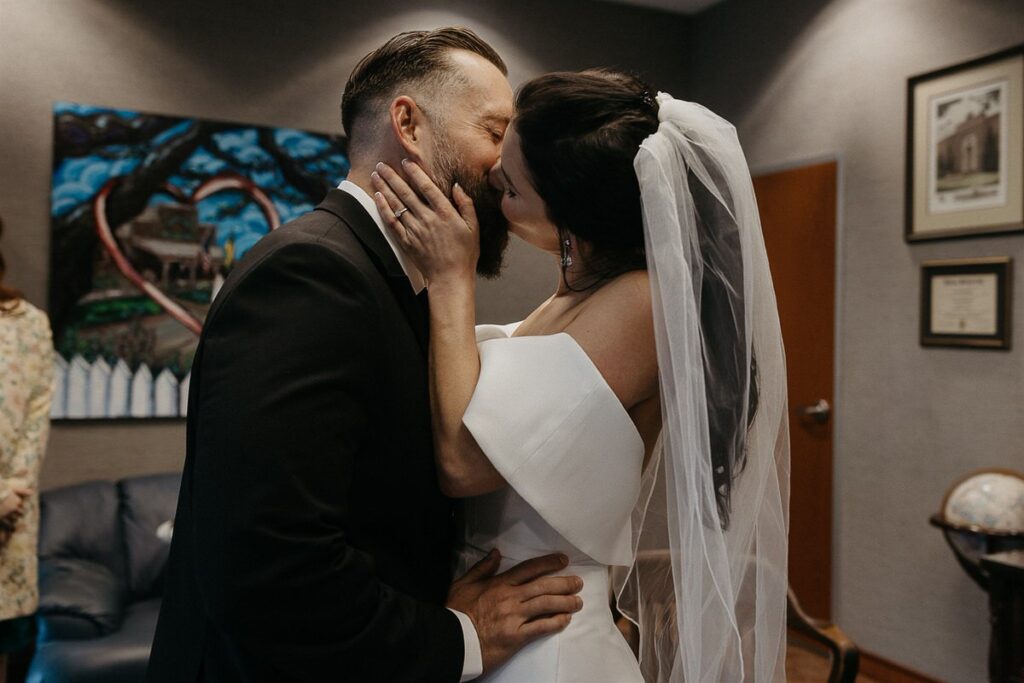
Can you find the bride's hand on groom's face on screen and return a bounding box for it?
[372,160,479,287]
[446,549,584,672]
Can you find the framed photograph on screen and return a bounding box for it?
[906,44,1024,242]
[48,102,349,420]
[920,257,1012,349]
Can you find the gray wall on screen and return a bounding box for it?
[5,0,1021,678]
[687,1,1023,681]
[0,0,687,490]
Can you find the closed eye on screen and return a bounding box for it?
[500,167,518,198]
[478,112,509,143]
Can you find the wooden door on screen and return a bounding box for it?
[753,161,837,619]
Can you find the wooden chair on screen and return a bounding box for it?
[786,587,859,683]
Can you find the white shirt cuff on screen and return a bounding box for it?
[448,608,483,681]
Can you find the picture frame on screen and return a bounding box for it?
[48,102,349,421]
[905,44,1024,242]
[920,257,1012,349]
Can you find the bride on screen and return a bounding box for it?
[372,69,790,683]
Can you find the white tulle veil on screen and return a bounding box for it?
[613,94,791,682]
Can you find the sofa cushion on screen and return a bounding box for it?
[27,598,161,683]
[37,558,126,640]
[119,473,181,601]
[38,481,124,581]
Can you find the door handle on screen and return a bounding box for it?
[795,399,830,424]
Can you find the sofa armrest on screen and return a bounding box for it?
[37,557,127,641]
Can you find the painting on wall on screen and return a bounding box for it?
[48,102,349,420]
[906,44,1024,241]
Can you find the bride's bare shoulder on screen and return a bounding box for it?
[598,269,650,301]
[564,270,656,408]
[576,270,651,326]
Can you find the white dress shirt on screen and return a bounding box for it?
[338,180,426,294]
[336,180,484,682]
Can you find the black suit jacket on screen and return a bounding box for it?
[148,190,464,682]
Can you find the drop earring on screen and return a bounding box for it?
[560,238,573,268]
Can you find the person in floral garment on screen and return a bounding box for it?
[0,215,54,682]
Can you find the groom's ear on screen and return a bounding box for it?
[388,95,429,166]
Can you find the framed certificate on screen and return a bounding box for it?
[905,44,1024,242]
[920,257,1013,349]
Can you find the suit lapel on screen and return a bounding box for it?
[315,189,429,356]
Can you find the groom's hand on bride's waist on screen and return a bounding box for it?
[446,550,584,672]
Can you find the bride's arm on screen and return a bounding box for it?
[426,275,506,497]
[372,161,506,498]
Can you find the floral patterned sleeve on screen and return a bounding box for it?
[14,308,55,490]
[0,301,54,619]
[0,302,54,498]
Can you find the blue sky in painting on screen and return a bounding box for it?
[56,101,141,119]
[51,102,348,261]
[52,154,141,217]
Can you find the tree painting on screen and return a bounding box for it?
[49,102,349,419]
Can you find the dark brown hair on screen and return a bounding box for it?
[341,27,506,148]
[0,215,23,311]
[513,69,659,290]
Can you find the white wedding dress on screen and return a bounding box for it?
[451,96,790,683]
[457,323,646,683]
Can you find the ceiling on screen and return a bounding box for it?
[599,0,726,15]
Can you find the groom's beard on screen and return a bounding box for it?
[456,173,508,279]
[429,143,509,279]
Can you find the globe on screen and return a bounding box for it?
[944,472,1024,533]
[930,469,1024,590]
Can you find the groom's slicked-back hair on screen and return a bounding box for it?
[341,27,506,155]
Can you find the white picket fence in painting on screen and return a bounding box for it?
[51,354,190,419]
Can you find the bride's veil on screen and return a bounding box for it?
[613,94,791,682]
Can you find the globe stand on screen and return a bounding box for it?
[930,469,1024,683]
[928,515,1024,591]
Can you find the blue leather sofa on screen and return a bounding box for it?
[27,473,180,683]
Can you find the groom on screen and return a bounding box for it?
[148,27,582,682]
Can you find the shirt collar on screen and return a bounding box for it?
[337,180,425,294]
